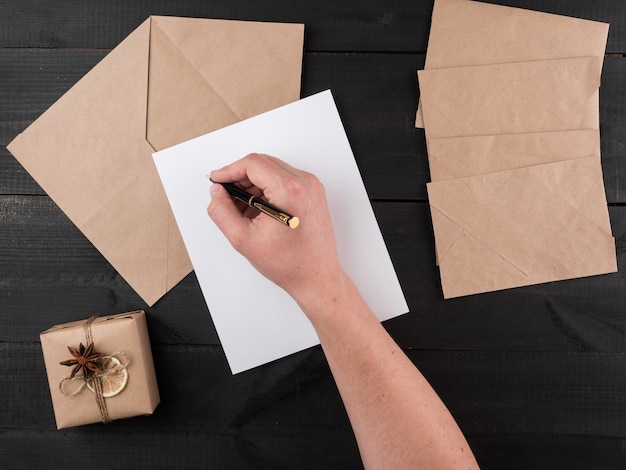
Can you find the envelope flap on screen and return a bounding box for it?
[71,136,191,306]
[437,225,616,299]
[13,19,150,142]
[146,18,240,150]
[437,229,528,298]
[418,57,600,139]
[75,135,191,306]
[8,134,146,226]
[427,156,606,275]
[8,133,190,306]
[430,206,463,264]
[146,16,304,150]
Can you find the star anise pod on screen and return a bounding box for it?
[59,342,104,379]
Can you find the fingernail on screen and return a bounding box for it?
[209,183,220,197]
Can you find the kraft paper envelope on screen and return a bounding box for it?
[428,129,601,182]
[418,56,600,143]
[429,130,606,265]
[416,0,609,127]
[7,16,304,306]
[427,156,617,298]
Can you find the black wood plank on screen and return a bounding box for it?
[2,342,625,468]
[0,342,362,469]
[2,195,625,355]
[2,2,625,469]
[302,52,428,201]
[415,351,626,438]
[0,0,435,53]
[2,49,626,202]
[0,194,219,344]
[1,1,624,53]
[470,434,626,470]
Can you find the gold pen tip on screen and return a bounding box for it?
[288,217,300,229]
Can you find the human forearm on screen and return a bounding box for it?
[298,276,479,470]
[208,154,478,469]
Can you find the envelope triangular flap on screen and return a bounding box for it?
[146,16,304,150]
[430,205,463,264]
[437,230,529,298]
[437,225,616,299]
[146,18,240,150]
[6,17,152,211]
[80,144,175,305]
[10,19,150,143]
[429,157,617,298]
[427,156,606,276]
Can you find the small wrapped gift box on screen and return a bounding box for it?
[40,311,160,429]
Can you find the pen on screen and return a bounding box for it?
[208,177,300,229]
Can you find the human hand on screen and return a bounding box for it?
[207,153,346,305]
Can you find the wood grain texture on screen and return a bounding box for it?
[0,0,434,52]
[1,343,624,469]
[1,195,625,355]
[0,1,624,52]
[1,1,626,468]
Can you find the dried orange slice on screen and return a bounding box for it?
[86,355,128,398]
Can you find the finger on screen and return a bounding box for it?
[237,180,264,198]
[210,153,290,195]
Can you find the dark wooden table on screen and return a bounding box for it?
[1,1,625,468]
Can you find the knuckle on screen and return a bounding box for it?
[282,172,327,204]
[303,172,326,197]
[283,174,306,196]
[283,174,297,188]
[306,172,323,189]
[244,152,264,165]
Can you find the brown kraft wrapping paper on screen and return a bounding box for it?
[40,311,159,429]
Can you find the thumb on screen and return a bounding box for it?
[207,183,250,246]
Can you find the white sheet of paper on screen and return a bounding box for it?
[153,90,408,373]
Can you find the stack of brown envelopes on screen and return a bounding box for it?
[417,0,617,298]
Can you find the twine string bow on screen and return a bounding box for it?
[58,316,130,424]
